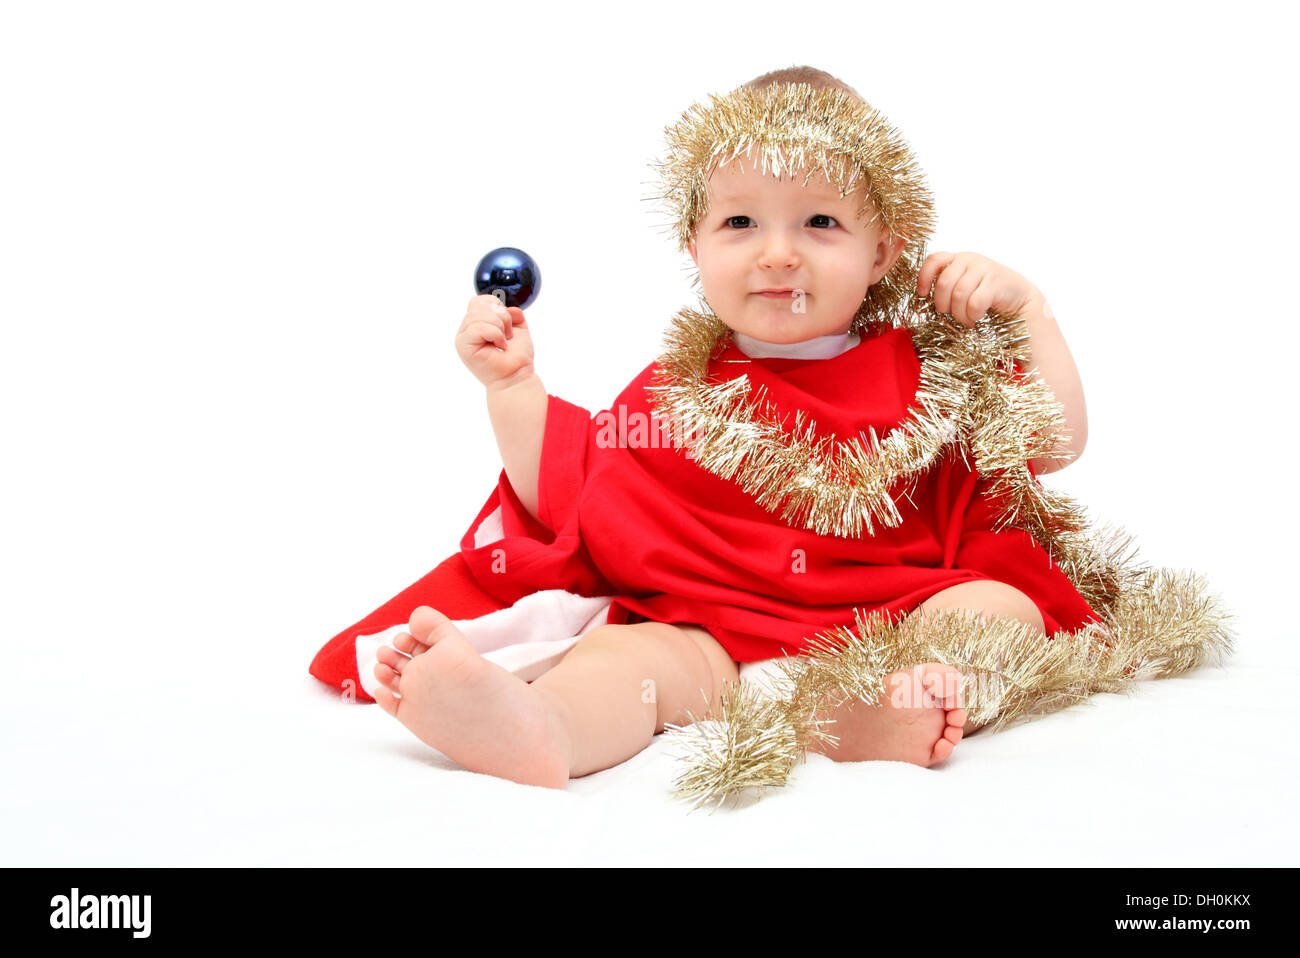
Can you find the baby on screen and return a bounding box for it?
[371,67,1089,789]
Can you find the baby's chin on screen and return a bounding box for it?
[721,317,855,345]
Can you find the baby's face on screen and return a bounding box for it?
[688,151,902,343]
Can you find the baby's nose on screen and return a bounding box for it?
[758,236,799,267]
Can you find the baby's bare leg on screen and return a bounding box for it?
[372,607,737,788]
[532,620,739,777]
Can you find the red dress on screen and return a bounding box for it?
[458,323,1100,663]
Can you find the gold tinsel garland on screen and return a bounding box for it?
[649,302,1235,810]
[643,78,1232,808]
[644,303,969,538]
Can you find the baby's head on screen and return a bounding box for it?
[653,66,934,342]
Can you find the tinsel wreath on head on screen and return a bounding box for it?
[647,81,935,331]
[643,81,1235,809]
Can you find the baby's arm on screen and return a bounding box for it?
[454,295,547,521]
[1011,294,1087,475]
[917,252,1087,474]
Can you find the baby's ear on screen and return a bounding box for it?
[873,232,907,282]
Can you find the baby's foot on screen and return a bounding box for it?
[372,606,573,789]
[811,663,967,767]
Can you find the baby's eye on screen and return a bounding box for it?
[722,214,839,229]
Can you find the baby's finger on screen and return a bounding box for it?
[461,300,509,334]
[490,302,513,339]
[473,295,512,321]
[918,250,955,287]
[483,301,515,338]
[951,271,982,322]
[501,306,529,340]
[965,277,996,326]
[931,261,967,316]
[462,316,504,341]
[917,251,956,297]
[467,319,507,351]
[472,293,511,313]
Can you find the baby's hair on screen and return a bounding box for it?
[739,65,864,101]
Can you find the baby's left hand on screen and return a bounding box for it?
[916,251,1041,327]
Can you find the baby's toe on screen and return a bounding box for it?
[930,737,954,764]
[947,707,967,729]
[923,666,964,708]
[372,683,400,718]
[373,660,400,693]
[408,606,454,645]
[376,645,409,673]
[942,724,963,746]
[393,630,427,656]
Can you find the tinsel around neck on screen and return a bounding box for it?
[645,301,968,539]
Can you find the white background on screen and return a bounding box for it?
[2,0,1297,867]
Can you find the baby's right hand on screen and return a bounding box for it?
[455,294,536,389]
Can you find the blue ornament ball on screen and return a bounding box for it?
[474,247,541,310]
